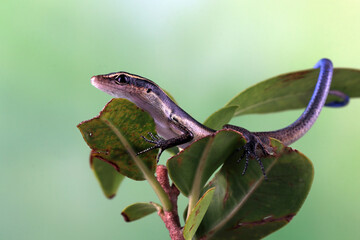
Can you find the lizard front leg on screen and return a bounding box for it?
[137,116,194,161]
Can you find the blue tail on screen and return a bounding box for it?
[325,90,350,107]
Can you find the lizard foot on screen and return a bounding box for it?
[137,129,194,163]
[137,133,167,162]
[238,134,271,180]
[223,124,272,179]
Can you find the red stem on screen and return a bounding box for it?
[156,165,184,240]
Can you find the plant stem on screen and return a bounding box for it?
[101,117,172,211]
[156,165,184,240]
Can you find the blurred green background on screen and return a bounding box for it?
[1,0,359,239]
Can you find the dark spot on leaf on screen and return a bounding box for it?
[175,156,183,165]
[195,209,200,216]
[279,70,312,83]
[208,180,214,186]
[223,172,230,207]
[233,213,296,228]
[189,224,195,232]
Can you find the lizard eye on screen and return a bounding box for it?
[115,74,127,84]
[119,74,127,83]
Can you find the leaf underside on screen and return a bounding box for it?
[91,154,125,198]
[121,202,159,222]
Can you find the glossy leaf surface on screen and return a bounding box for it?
[78,99,157,180]
[196,140,314,240]
[183,188,215,240]
[204,68,360,129]
[121,202,160,222]
[91,153,125,198]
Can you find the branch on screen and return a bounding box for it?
[156,165,184,240]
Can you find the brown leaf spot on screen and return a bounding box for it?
[279,70,312,83]
[176,156,183,165]
[189,224,195,232]
[195,209,200,216]
[233,213,296,229]
[223,172,230,207]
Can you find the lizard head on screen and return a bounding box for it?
[91,71,172,115]
[91,72,157,98]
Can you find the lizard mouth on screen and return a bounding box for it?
[90,76,97,86]
[90,75,112,94]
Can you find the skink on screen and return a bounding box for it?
[91,59,348,177]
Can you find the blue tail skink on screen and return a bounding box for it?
[91,59,349,177]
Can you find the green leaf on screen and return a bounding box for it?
[121,202,161,222]
[101,117,173,211]
[203,106,237,130]
[77,98,157,180]
[196,140,314,240]
[167,130,245,197]
[91,153,125,198]
[183,188,215,240]
[204,68,360,128]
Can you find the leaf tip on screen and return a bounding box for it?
[121,212,131,222]
[107,193,116,199]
